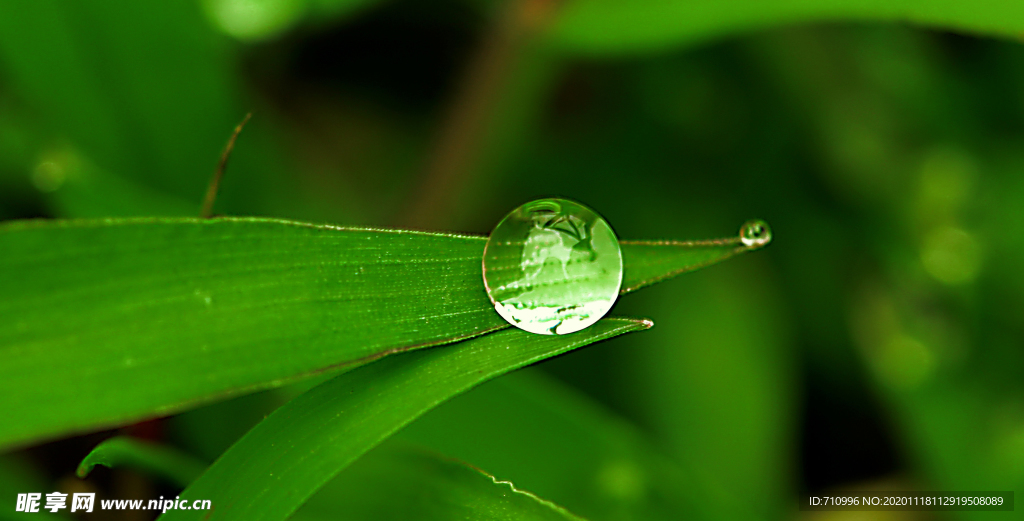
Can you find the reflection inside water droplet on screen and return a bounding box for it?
[483,198,623,335]
[740,219,772,247]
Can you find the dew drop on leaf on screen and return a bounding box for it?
[483,198,623,335]
[740,219,772,248]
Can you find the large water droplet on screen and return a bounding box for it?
[483,198,623,335]
[740,219,772,247]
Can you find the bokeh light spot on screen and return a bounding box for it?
[877,334,934,389]
[920,226,982,285]
[31,147,82,193]
[31,161,65,192]
[917,147,977,217]
[203,0,307,41]
[595,459,645,502]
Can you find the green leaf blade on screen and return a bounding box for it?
[0,217,765,450]
[620,238,751,294]
[552,0,1024,56]
[158,317,650,521]
[0,217,503,449]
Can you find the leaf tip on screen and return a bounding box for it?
[75,461,93,479]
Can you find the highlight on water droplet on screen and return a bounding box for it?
[740,219,772,248]
[482,198,623,335]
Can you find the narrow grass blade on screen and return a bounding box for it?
[158,317,650,521]
[293,441,584,521]
[76,437,206,488]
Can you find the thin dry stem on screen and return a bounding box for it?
[201,112,252,218]
[398,0,562,228]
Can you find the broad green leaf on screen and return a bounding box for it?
[76,436,206,488]
[552,0,1024,55]
[0,217,503,449]
[0,217,761,449]
[158,318,649,521]
[396,369,717,521]
[294,441,583,521]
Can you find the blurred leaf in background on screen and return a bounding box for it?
[295,441,587,521]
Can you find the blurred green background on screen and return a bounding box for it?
[2,0,1023,519]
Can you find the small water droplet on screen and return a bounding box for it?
[483,198,623,335]
[740,219,772,248]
